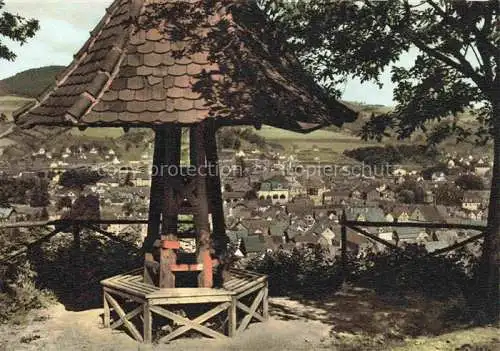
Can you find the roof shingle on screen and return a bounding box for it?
[16,0,356,131]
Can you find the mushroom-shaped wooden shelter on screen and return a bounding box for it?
[16,0,356,342]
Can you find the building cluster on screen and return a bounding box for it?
[0,143,492,259]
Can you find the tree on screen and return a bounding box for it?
[29,178,50,207]
[455,173,485,190]
[264,0,499,322]
[0,1,39,61]
[122,202,134,217]
[398,189,415,204]
[58,168,103,190]
[397,178,426,203]
[435,183,464,207]
[56,196,73,210]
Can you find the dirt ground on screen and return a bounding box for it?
[0,288,498,351]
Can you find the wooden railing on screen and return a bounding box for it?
[0,216,487,270]
[338,212,487,278]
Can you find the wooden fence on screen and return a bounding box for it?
[0,216,487,278]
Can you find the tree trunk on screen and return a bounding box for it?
[480,98,500,324]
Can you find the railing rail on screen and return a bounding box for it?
[338,211,487,279]
[0,216,488,272]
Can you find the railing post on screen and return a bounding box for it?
[340,210,347,281]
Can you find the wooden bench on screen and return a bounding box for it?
[101,268,268,343]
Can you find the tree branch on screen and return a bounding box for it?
[426,0,499,58]
[400,1,488,91]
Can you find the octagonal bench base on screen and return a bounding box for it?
[101,268,268,343]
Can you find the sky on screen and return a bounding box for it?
[0,0,416,106]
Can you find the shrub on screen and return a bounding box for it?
[355,244,479,300]
[0,260,55,323]
[246,246,345,297]
[246,243,479,303]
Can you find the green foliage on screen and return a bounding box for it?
[356,244,479,301]
[217,127,268,150]
[28,178,50,208]
[0,175,43,206]
[422,163,449,180]
[55,196,72,210]
[58,168,103,189]
[0,260,54,323]
[246,243,479,305]
[262,0,499,144]
[435,183,464,206]
[217,128,241,149]
[344,144,437,166]
[397,178,426,204]
[0,1,39,62]
[246,247,344,297]
[455,174,485,191]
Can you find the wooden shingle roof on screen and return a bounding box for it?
[16,0,356,132]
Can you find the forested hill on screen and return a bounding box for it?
[0,66,65,98]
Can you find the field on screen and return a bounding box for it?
[0,95,34,121]
[69,128,125,139]
[255,125,379,163]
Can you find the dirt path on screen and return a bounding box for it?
[1,296,498,351]
[0,302,333,351]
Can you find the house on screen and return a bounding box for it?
[268,222,289,237]
[257,175,290,205]
[241,218,269,236]
[223,177,253,193]
[241,235,267,255]
[392,227,427,243]
[228,204,253,219]
[0,207,16,223]
[345,207,385,222]
[410,205,445,223]
[462,190,490,211]
[392,206,411,222]
[365,189,381,202]
[293,231,319,249]
[431,172,447,182]
[286,197,314,218]
[299,176,328,206]
[310,220,337,245]
[322,190,350,205]
[287,177,306,199]
[223,191,246,205]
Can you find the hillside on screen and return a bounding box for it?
[0,65,492,166]
[0,65,65,98]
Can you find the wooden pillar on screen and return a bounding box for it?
[190,124,210,232]
[103,291,110,328]
[142,127,167,253]
[262,281,269,320]
[159,125,182,288]
[204,121,227,253]
[190,123,212,287]
[163,126,182,235]
[340,210,347,281]
[143,302,152,343]
[228,296,237,337]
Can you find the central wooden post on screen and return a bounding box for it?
[160,125,182,288]
[143,122,215,288]
[190,123,213,287]
[142,127,167,254]
[204,120,227,256]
